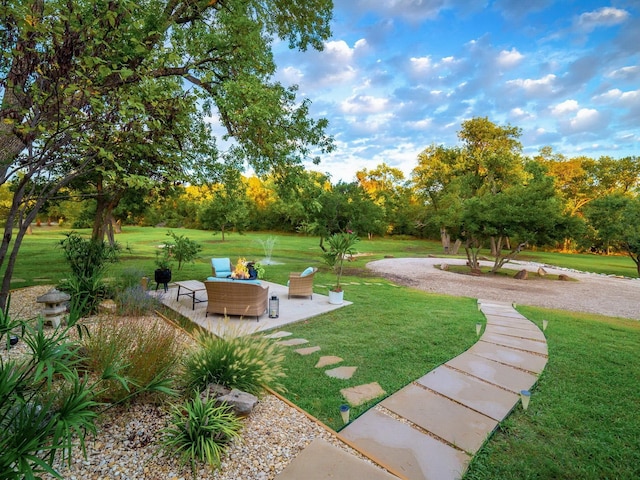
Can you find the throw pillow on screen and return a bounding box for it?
[300,267,315,277]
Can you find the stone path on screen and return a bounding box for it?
[274,299,549,480]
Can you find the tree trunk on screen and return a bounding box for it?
[440,227,450,254]
[451,239,461,255]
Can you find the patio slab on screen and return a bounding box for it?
[416,366,519,421]
[154,280,351,337]
[485,324,546,341]
[380,384,498,454]
[481,332,548,355]
[340,408,471,480]
[469,341,548,374]
[446,353,539,394]
[274,438,399,480]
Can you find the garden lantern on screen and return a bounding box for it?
[269,295,279,318]
[520,390,531,410]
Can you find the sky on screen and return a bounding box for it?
[271,0,640,183]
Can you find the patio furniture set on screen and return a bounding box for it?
[175,258,317,321]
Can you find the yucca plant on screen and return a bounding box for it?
[182,328,286,396]
[160,392,242,475]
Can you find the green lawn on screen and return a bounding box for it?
[6,226,640,479]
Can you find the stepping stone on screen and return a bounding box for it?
[340,408,471,480]
[417,366,519,421]
[446,353,539,394]
[381,384,498,454]
[341,382,385,406]
[470,342,548,374]
[326,366,357,379]
[484,315,540,331]
[315,356,343,368]
[274,438,398,480]
[265,331,292,339]
[295,346,321,355]
[278,338,309,347]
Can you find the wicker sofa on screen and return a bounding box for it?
[204,278,268,321]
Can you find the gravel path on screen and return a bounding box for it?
[366,257,640,320]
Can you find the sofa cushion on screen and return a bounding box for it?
[211,258,233,277]
[206,277,261,285]
[300,266,315,277]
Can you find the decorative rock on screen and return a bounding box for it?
[216,389,259,417]
[537,267,547,276]
[558,274,570,281]
[514,269,528,280]
[440,263,449,271]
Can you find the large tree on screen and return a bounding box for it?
[0,0,334,309]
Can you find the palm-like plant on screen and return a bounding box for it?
[322,232,360,292]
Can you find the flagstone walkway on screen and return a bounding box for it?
[273,299,549,480]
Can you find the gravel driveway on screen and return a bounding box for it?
[367,257,640,321]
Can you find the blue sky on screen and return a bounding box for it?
[272,0,640,182]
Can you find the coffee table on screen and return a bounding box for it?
[175,280,206,310]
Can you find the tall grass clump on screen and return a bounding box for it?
[182,328,286,396]
[81,317,181,402]
[160,392,243,475]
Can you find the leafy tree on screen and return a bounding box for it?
[583,194,640,276]
[460,162,575,272]
[0,0,334,310]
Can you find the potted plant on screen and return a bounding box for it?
[322,232,359,304]
[154,246,173,291]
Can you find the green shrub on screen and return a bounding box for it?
[115,285,161,316]
[81,317,181,402]
[0,303,100,479]
[182,328,286,396]
[58,232,120,315]
[161,392,242,473]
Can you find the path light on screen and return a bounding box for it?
[543,319,548,331]
[268,295,279,318]
[340,404,350,424]
[520,390,531,411]
[476,323,482,336]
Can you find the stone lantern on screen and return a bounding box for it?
[36,288,70,328]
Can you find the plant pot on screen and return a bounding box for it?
[328,289,344,305]
[154,268,172,291]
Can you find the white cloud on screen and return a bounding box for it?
[410,56,434,73]
[568,108,601,132]
[576,7,629,32]
[510,107,534,120]
[607,66,640,80]
[506,74,557,95]
[497,48,524,68]
[593,88,640,105]
[551,99,579,116]
[340,95,390,115]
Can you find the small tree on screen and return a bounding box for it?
[322,232,359,292]
[165,230,202,271]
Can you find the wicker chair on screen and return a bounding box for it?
[288,267,317,299]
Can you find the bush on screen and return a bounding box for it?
[182,328,286,396]
[81,317,181,402]
[161,392,242,473]
[58,233,120,315]
[0,302,100,479]
[115,285,161,316]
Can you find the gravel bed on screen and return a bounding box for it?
[1,285,376,480]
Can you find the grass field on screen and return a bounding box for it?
[6,226,640,479]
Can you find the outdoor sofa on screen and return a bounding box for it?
[204,278,268,321]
